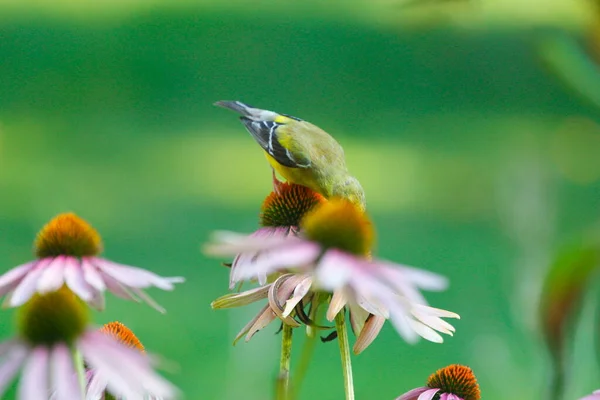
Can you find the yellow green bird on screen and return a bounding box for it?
[214,100,366,211]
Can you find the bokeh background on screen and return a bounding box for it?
[1,0,600,399]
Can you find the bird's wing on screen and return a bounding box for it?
[240,117,311,168]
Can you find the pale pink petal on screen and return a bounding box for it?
[395,387,429,400]
[412,304,460,320]
[407,319,443,343]
[64,257,93,301]
[388,309,419,344]
[128,288,166,314]
[580,391,600,400]
[412,313,456,336]
[353,315,386,354]
[314,250,354,290]
[10,259,53,306]
[80,332,177,399]
[205,231,297,257]
[443,394,463,400]
[81,259,106,291]
[348,300,370,335]
[37,256,66,294]
[378,262,448,291]
[326,289,348,321]
[98,271,140,302]
[85,369,109,400]
[233,305,269,345]
[17,346,50,400]
[0,261,36,296]
[87,292,106,311]
[0,342,28,397]
[212,285,270,309]
[246,307,277,342]
[92,258,183,290]
[417,388,441,400]
[50,344,81,400]
[282,276,312,317]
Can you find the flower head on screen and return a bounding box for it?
[396,364,480,400]
[0,288,177,400]
[0,213,184,312]
[227,183,324,289]
[85,322,168,400]
[205,199,459,348]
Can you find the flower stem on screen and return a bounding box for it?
[292,293,322,399]
[276,323,294,400]
[335,310,355,400]
[71,347,86,399]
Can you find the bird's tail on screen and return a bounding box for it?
[214,100,278,121]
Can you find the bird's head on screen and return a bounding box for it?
[331,176,366,212]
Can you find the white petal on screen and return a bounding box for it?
[407,319,444,343]
[0,342,28,397]
[282,276,312,317]
[326,289,348,321]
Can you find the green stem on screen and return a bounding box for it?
[276,323,294,400]
[292,293,322,399]
[335,310,354,400]
[71,347,86,399]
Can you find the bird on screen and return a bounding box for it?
[214,100,366,211]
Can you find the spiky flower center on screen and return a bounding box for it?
[100,321,145,352]
[427,364,481,400]
[301,198,373,256]
[35,213,103,258]
[260,183,325,228]
[18,287,89,346]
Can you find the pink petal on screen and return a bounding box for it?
[0,261,36,297]
[50,344,81,400]
[85,370,109,400]
[246,307,277,342]
[395,387,429,400]
[92,258,183,290]
[205,230,296,257]
[233,305,269,345]
[81,259,106,291]
[37,257,66,294]
[17,346,50,400]
[98,271,140,302]
[267,275,302,327]
[417,388,441,400]
[129,288,166,313]
[353,315,386,355]
[378,262,448,292]
[0,342,28,397]
[348,300,370,335]
[388,309,419,344]
[314,250,354,290]
[64,257,93,301]
[10,259,53,307]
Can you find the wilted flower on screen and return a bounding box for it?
[85,321,168,400]
[0,288,178,400]
[205,199,459,348]
[396,364,480,400]
[0,213,184,312]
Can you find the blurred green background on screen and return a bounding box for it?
[1,0,600,399]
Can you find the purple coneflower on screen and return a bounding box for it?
[205,198,459,348]
[0,213,184,312]
[0,288,178,399]
[396,364,480,400]
[84,321,165,400]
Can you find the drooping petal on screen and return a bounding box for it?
[93,258,183,290]
[282,276,312,317]
[50,344,81,400]
[0,261,36,297]
[378,262,449,292]
[17,346,50,400]
[314,250,354,291]
[353,315,386,354]
[406,319,444,343]
[204,231,296,257]
[348,300,370,336]
[128,288,166,314]
[98,271,141,302]
[246,307,277,342]
[64,257,93,301]
[388,309,419,344]
[268,275,301,327]
[233,305,269,345]
[81,259,106,292]
[0,342,28,397]
[9,259,52,307]
[37,257,66,294]
[394,387,429,400]
[326,289,348,321]
[211,285,271,309]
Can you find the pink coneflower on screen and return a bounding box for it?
[396,364,480,400]
[84,321,166,399]
[227,180,325,289]
[0,288,178,400]
[580,390,600,400]
[205,199,459,347]
[0,213,184,312]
